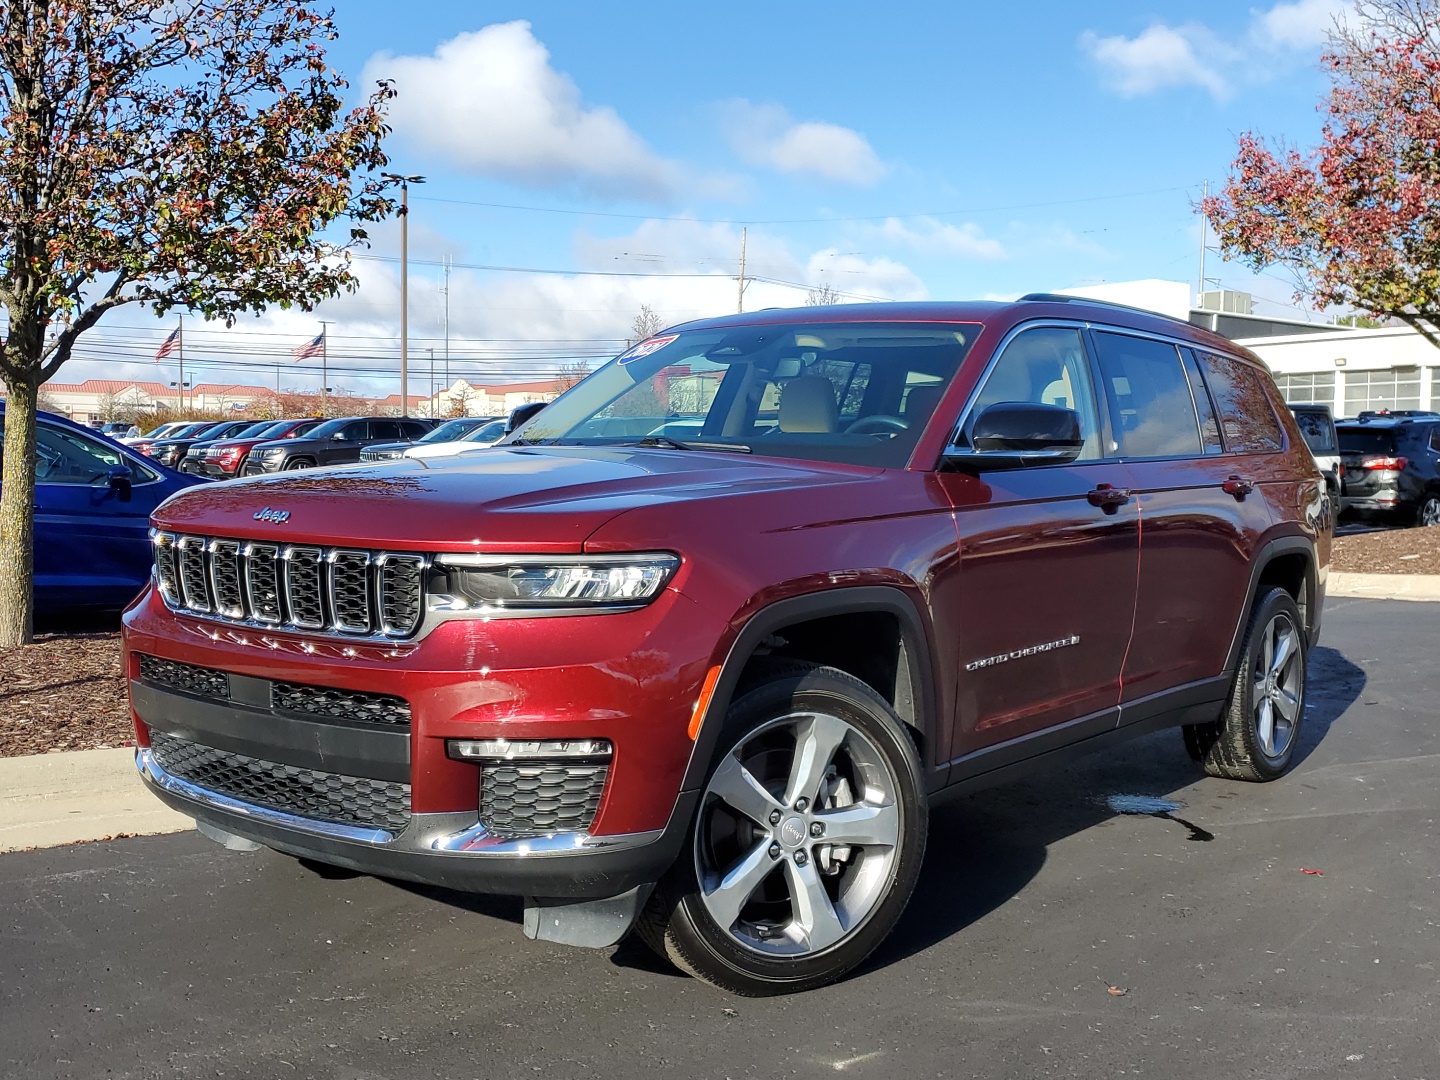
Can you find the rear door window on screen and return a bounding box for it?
[1196,354,1284,453]
[1291,410,1337,454]
[1091,332,1202,459]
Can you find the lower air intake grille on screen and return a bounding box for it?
[272,682,411,727]
[480,763,608,838]
[149,731,411,834]
[138,654,230,700]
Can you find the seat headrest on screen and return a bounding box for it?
[904,385,943,421]
[777,376,839,433]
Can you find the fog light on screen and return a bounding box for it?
[446,737,613,761]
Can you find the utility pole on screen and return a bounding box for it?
[443,255,451,394]
[428,348,435,415]
[1198,179,1208,304]
[382,172,426,416]
[737,227,747,314]
[319,320,330,417]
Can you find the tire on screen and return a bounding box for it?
[1416,494,1440,527]
[1183,587,1306,782]
[637,662,927,996]
[283,458,314,470]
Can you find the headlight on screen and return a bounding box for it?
[431,553,679,613]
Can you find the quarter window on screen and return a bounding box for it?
[966,326,1103,460]
[1092,332,1202,459]
[1196,354,1285,453]
[1181,349,1225,454]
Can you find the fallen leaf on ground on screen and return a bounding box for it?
[1301,868,1324,875]
[1107,986,1128,996]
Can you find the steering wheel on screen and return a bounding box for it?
[843,415,909,436]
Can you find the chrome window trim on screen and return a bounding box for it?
[945,317,1260,464]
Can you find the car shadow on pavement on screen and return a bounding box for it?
[857,644,1366,977]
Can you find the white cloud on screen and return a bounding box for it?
[363,22,679,198]
[806,250,927,302]
[1080,1,1351,98]
[1080,24,1233,98]
[723,101,886,187]
[1254,0,1348,49]
[870,217,1006,260]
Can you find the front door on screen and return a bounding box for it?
[935,324,1139,767]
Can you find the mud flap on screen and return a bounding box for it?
[523,884,654,948]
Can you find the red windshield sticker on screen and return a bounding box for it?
[618,334,677,364]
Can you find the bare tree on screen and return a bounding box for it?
[631,304,663,343]
[557,360,590,391]
[805,282,842,306]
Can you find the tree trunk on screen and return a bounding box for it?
[0,375,39,647]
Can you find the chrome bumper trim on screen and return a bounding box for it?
[137,749,662,857]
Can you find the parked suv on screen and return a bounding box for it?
[359,415,501,462]
[181,418,324,479]
[125,297,1329,995]
[241,415,433,473]
[1337,415,1440,525]
[1289,404,1341,497]
[145,420,256,468]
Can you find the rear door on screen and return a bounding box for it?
[934,323,1140,762]
[1091,333,1262,709]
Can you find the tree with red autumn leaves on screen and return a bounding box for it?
[0,1,395,645]
[1204,0,1440,347]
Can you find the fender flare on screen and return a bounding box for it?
[678,585,942,795]
[1222,533,1318,679]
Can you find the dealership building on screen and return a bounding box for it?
[1057,279,1439,417]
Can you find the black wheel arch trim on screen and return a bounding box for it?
[679,585,944,797]
[1222,532,1320,681]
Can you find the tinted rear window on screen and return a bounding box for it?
[1290,410,1336,453]
[1338,428,1398,455]
[1196,354,1284,453]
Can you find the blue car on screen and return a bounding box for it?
[0,403,208,613]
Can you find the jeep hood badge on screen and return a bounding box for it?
[253,507,290,524]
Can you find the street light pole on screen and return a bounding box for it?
[381,172,426,417]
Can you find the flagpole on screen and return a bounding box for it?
[319,321,329,417]
[178,316,185,417]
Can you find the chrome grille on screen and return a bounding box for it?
[329,551,372,633]
[378,555,426,636]
[480,763,609,838]
[149,731,411,833]
[208,540,244,618]
[283,546,325,630]
[151,531,427,639]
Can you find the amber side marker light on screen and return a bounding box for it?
[688,666,723,741]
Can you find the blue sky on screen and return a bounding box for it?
[64,0,1350,397]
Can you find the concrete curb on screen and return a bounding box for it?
[0,747,193,853]
[1328,571,1440,602]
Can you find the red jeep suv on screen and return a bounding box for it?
[124,297,1331,995]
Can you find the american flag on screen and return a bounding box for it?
[293,331,325,362]
[154,326,181,361]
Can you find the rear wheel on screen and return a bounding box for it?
[1183,587,1306,781]
[638,663,927,996]
[1417,494,1440,527]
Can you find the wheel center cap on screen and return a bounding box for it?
[778,816,808,848]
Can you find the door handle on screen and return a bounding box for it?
[1222,475,1255,499]
[1086,483,1132,512]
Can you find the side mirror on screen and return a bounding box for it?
[945,402,1084,472]
[107,464,134,502]
[507,401,548,434]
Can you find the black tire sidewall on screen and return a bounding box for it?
[1233,588,1307,777]
[662,665,927,993]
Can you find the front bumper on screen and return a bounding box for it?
[137,747,689,897]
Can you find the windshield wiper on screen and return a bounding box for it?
[627,435,751,454]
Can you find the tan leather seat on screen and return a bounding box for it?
[777,376,839,433]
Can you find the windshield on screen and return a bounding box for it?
[418,417,481,444]
[304,418,352,439]
[512,322,979,467]
[1291,409,1336,453]
[1338,428,1397,455]
[231,421,277,438]
[464,420,507,442]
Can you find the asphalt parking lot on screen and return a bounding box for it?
[1,596,1436,1080]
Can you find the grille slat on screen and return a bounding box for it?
[152,533,425,639]
[149,731,411,833]
[480,763,608,838]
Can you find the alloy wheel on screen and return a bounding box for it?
[1252,612,1303,760]
[694,711,901,958]
[1419,497,1440,527]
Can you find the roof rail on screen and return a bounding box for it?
[1017,292,1192,326]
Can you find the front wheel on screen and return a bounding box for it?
[638,663,927,995]
[1183,586,1306,781]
